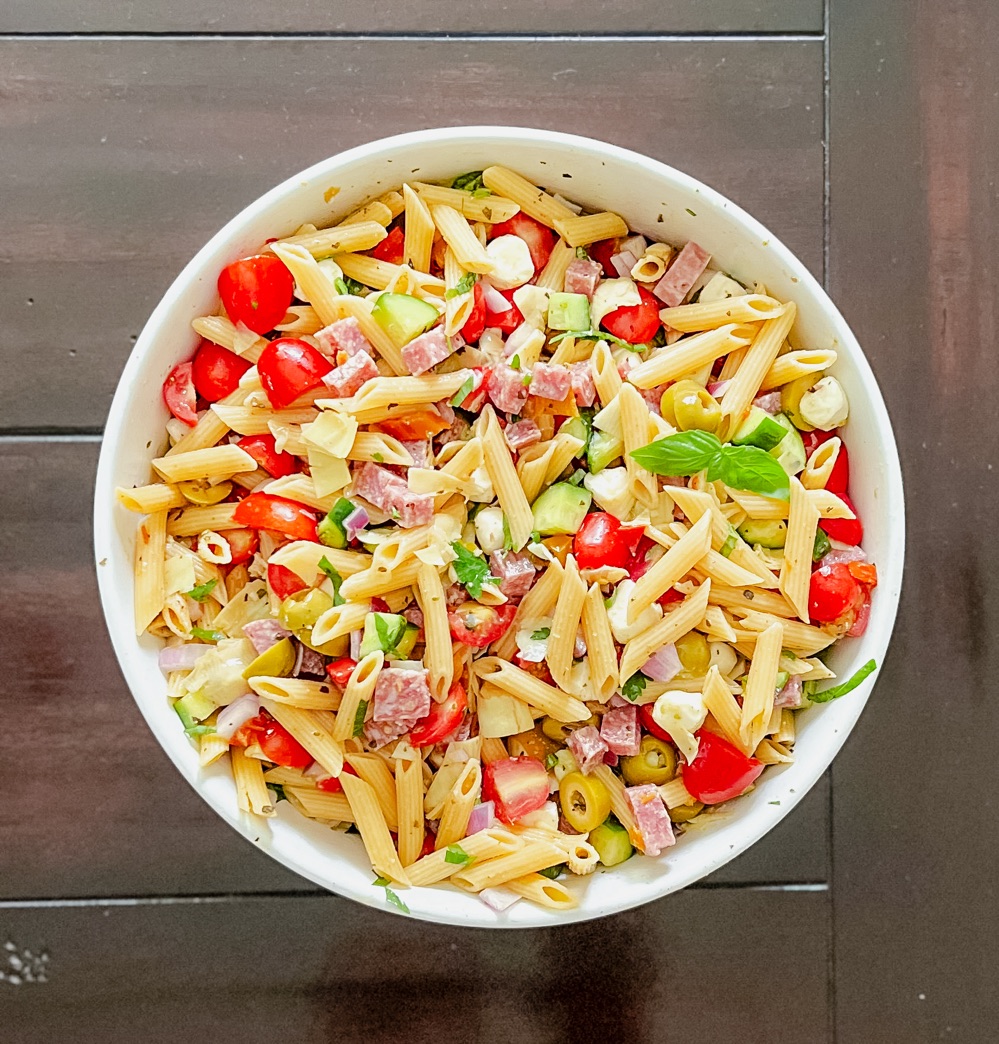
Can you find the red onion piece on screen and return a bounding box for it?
[434,399,456,425]
[707,379,731,397]
[482,284,509,312]
[343,505,369,540]
[847,600,871,637]
[478,887,521,912]
[215,694,261,741]
[819,547,867,568]
[349,629,362,660]
[158,644,210,673]
[467,800,495,835]
[610,250,640,279]
[302,761,327,781]
[619,234,648,258]
[753,391,783,414]
[774,674,803,708]
[642,642,682,682]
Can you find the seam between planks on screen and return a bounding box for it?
[0,31,826,43]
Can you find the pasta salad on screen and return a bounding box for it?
[119,165,877,915]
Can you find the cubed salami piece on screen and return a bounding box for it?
[486,363,529,415]
[600,705,641,757]
[563,258,603,299]
[568,361,597,407]
[323,350,379,397]
[399,439,433,468]
[372,667,431,724]
[401,326,452,376]
[653,241,711,307]
[625,783,676,856]
[363,718,411,749]
[503,418,542,452]
[315,317,374,358]
[530,362,571,401]
[488,550,536,599]
[351,462,434,528]
[566,725,610,775]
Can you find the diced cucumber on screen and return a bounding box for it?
[547,292,591,332]
[774,670,790,692]
[242,637,296,680]
[531,482,592,536]
[587,430,624,474]
[317,498,356,549]
[769,413,807,476]
[590,817,634,867]
[371,292,439,346]
[736,518,788,549]
[360,612,408,657]
[174,689,217,728]
[560,408,593,454]
[731,406,789,452]
[388,623,420,660]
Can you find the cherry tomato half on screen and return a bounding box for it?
[808,562,864,624]
[488,213,556,272]
[682,731,764,804]
[224,528,258,566]
[601,286,663,345]
[232,493,319,542]
[326,657,358,690]
[801,427,836,458]
[484,287,524,334]
[482,756,550,825]
[639,703,672,743]
[257,337,333,410]
[409,682,469,747]
[448,602,517,648]
[191,340,251,403]
[374,408,450,441]
[316,763,359,793]
[236,433,298,478]
[162,361,198,426]
[218,255,295,335]
[818,493,863,546]
[267,562,308,601]
[370,225,405,265]
[589,237,620,278]
[825,442,849,496]
[259,718,312,769]
[459,282,487,344]
[573,511,645,570]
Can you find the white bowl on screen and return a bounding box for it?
[94,126,904,927]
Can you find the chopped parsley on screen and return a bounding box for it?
[186,579,217,602]
[446,271,476,299]
[450,541,499,599]
[531,627,552,641]
[444,844,474,866]
[190,626,223,643]
[373,876,410,913]
[685,208,697,217]
[621,672,648,702]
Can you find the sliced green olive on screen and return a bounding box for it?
[675,631,710,676]
[673,387,722,433]
[178,479,233,505]
[668,800,705,824]
[660,379,705,427]
[620,735,678,786]
[559,771,612,833]
[279,588,333,632]
[242,637,296,680]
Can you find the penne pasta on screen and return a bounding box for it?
[554,211,630,248]
[627,324,755,389]
[480,165,576,229]
[658,294,785,333]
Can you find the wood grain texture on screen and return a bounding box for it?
[829,1,999,1040]
[0,38,823,431]
[0,0,824,34]
[1,440,827,897]
[0,891,831,1042]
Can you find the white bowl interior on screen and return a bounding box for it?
[94,127,904,927]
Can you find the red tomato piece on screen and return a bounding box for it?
[488,213,556,272]
[191,340,251,403]
[808,562,865,623]
[370,225,405,265]
[232,493,319,541]
[573,512,645,570]
[258,718,313,769]
[639,703,672,743]
[162,361,199,426]
[824,442,849,496]
[236,433,298,478]
[448,603,517,648]
[326,657,358,690]
[482,756,550,825]
[658,588,685,608]
[628,535,658,582]
[484,287,524,334]
[420,831,437,858]
[801,427,836,458]
[848,561,878,587]
[316,763,359,793]
[374,408,450,441]
[224,528,258,566]
[409,682,469,747]
[601,286,663,345]
[459,282,487,344]
[267,562,308,601]
[819,493,863,546]
[589,237,620,278]
[218,255,295,335]
[682,731,764,804]
[257,337,333,410]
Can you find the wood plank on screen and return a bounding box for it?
[1,440,828,896]
[828,1,999,1041]
[0,38,823,431]
[0,0,825,34]
[0,890,831,1041]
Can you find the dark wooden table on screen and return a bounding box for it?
[2,1,994,1039]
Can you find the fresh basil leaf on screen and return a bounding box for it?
[444,844,474,866]
[267,783,288,803]
[374,614,391,649]
[352,699,369,737]
[446,272,476,299]
[537,864,564,880]
[451,171,486,193]
[190,626,223,643]
[809,659,877,703]
[186,579,217,603]
[706,444,791,500]
[330,497,355,526]
[450,541,499,599]
[373,876,410,913]
[629,430,723,476]
[549,328,642,352]
[318,556,345,605]
[812,528,831,562]
[531,627,552,641]
[649,327,668,349]
[451,375,475,407]
[335,276,366,296]
[621,672,648,702]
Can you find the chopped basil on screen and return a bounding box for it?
[531,627,552,641]
[451,374,475,408]
[186,579,217,602]
[549,328,642,352]
[649,327,668,349]
[446,272,476,299]
[450,541,499,599]
[268,784,288,803]
[685,208,697,217]
[451,171,487,193]
[444,843,474,866]
[621,672,648,702]
[812,528,831,562]
[335,276,366,296]
[373,876,410,913]
[190,626,223,643]
[808,659,877,703]
[318,556,345,605]
[352,699,369,737]
[537,864,564,880]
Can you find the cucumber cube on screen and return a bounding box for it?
[531,482,592,536]
[371,292,440,346]
[731,406,789,452]
[547,292,591,332]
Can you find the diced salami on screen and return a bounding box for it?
[566,725,610,775]
[241,619,292,655]
[653,241,711,306]
[435,399,456,425]
[488,550,536,599]
[293,643,326,678]
[563,258,602,299]
[315,317,374,358]
[503,418,542,452]
[625,783,676,856]
[443,414,472,443]
[363,718,410,749]
[403,606,425,631]
[486,363,529,415]
[402,326,452,376]
[774,675,803,708]
[640,386,664,415]
[323,350,379,397]
[529,362,571,401]
[372,667,431,725]
[445,583,467,608]
[600,705,641,757]
[568,361,597,407]
[400,439,433,468]
[351,462,434,528]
